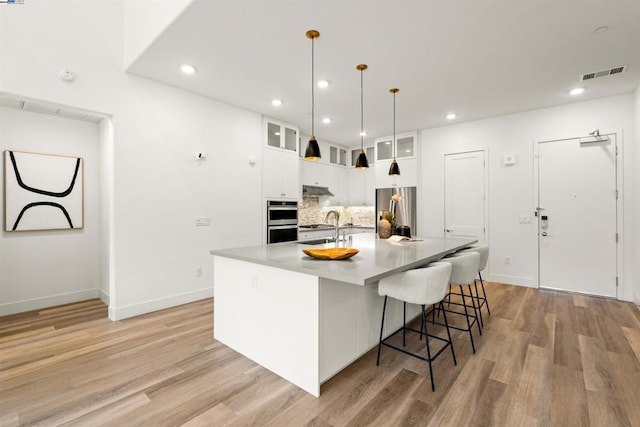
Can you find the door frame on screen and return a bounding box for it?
[532,130,623,298]
[443,148,489,244]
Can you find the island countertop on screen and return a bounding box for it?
[211,233,476,286]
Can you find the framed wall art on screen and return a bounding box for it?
[4,150,84,231]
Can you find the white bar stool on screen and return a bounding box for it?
[436,252,481,353]
[457,245,491,325]
[376,262,456,392]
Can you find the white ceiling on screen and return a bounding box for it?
[127,0,640,147]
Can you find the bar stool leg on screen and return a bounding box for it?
[479,272,491,314]
[440,301,457,366]
[376,296,388,366]
[468,283,482,336]
[459,285,476,354]
[473,279,484,327]
[403,302,407,347]
[421,305,435,392]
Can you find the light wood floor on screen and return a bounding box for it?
[2,283,640,426]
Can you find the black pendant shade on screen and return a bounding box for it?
[305,136,321,160]
[388,88,401,176]
[355,149,369,169]
[388,159,400,176]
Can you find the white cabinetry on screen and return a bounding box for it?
[298,228,335,241]
[263,118,299,199]
[301,161,348,205]
[302,160,329,187]
[348,166,375,205]
[374,132,418,188]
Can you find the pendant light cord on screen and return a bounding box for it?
[393,91,396,160]
[360,68,364,150]
[311,36,315,137]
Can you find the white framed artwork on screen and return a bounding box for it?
[4,150,84,231]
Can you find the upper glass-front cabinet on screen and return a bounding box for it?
[375,132,417,162]
[265,118,298,153]
[330,146,347,166]
[350,146,375,167]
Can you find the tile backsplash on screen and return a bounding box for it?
[299,197,375,226]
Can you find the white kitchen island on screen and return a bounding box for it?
[211,233,475,396]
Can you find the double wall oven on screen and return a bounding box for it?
[266,200,298,244]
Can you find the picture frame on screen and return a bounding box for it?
[3,150,84,231]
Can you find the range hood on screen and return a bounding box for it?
[302,185,334,197]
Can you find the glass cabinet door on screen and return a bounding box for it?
[376,139,393,161]
[267,122,281,148]
[396,136,414,158]
[284,127,297,151]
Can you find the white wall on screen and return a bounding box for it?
[634,85,640,304]
[123,0,192,69]
[0,1,263,319]
[0,107,101,315]
[419,94,637,302]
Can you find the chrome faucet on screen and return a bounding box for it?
[325,210,340,242]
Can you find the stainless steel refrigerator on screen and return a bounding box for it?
[376,186,417,235]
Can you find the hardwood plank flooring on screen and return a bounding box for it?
[1,283,639,426]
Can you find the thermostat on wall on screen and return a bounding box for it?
[502,153,515,166]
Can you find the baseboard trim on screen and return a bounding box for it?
[488,274,537,288]
[108,287,213,321]
[0,289,100,316]
[99,289,110,306]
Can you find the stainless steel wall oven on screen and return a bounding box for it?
[266,200,298,244]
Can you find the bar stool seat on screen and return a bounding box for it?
[376,262,456,391]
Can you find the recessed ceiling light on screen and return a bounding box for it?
[181,64,196,75]
[593,26,609,35]
[322,117,331,124]
[274,132,281,136]
[271,99,283,106]
[570,88,585,96]
[317,80,329,88]
[359,131,367,136]
[385,141,391,145]
[446,113,457,120]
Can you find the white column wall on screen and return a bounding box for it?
[0,1,263,319]
[634,85,640,305]
[419,94,637,302]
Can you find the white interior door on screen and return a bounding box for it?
[444,150,486,242]
[537,135,617,297]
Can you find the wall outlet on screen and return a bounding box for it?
[196,267,202,277]
[504,256,511,264]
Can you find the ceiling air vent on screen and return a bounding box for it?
[580,65,626,82]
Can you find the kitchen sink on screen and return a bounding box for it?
[299,238,336,245]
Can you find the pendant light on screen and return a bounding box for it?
[304,30,321,161]
[388,88,401,176]
[355,64,369,169]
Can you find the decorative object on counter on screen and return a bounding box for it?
[378,212,392,239]
[394,225,411,238]
[355,64,369,169]
[304,30,322,161]
[388,88,401,176]
[302,247,359,260]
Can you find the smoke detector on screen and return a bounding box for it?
[580,65,626,82]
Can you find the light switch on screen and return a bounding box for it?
[195,217,211,227]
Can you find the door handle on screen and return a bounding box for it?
[445,229,452,232]
[541,232,547,237]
